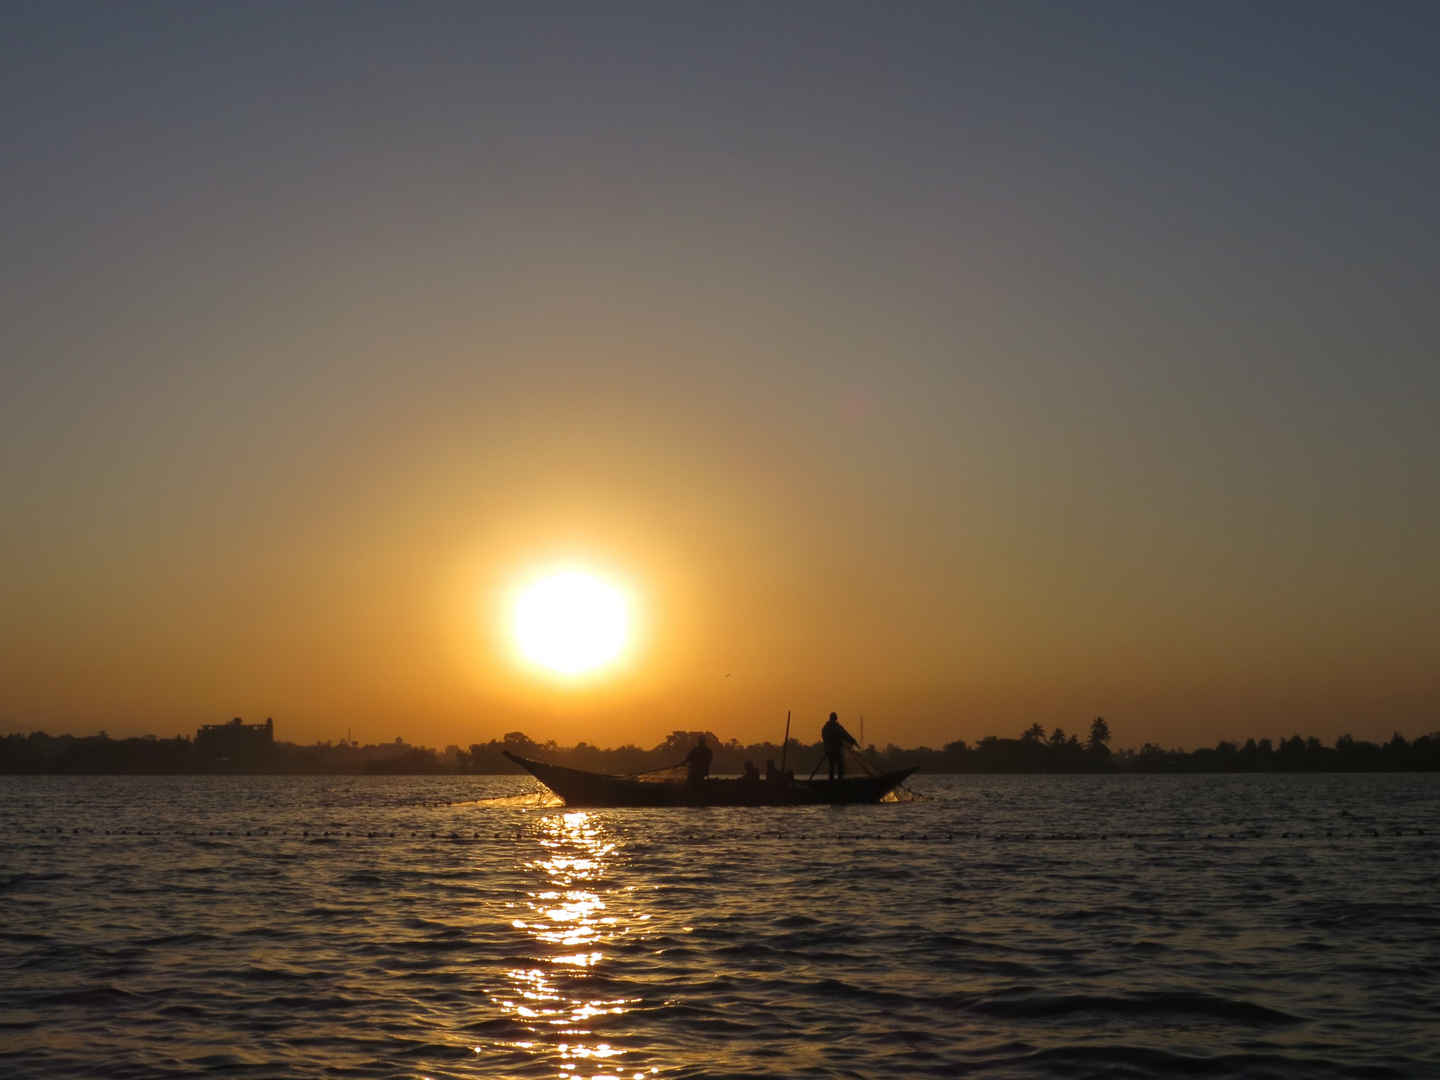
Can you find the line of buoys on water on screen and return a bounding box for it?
[8,825,1431,843]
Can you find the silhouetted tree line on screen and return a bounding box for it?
[0,732,465,775]
[4,718,1439,775]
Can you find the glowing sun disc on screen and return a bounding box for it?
[516,573,627,674]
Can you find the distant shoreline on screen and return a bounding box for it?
[4,727,1437,775]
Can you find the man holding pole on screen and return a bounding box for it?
[821,712,858,781]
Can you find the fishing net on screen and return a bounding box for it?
[618,764,690,783]
[470,790,564,808]
[881,784,931,803]
[850,748,935,802]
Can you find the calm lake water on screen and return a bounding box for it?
[2,773,1437,1079]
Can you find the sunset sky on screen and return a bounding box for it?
[2,3,1437,751]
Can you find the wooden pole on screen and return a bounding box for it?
[779,710,791,777]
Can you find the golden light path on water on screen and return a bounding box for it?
[494,811,661,1080]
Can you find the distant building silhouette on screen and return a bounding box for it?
[196,717,274,760]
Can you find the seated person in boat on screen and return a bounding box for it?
[742,759,760,783]
[681,735,713,786]
[765,758,781,783]
[821,712,858,781]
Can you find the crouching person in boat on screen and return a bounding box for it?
[681,735,713,786]
[821,712,857,781]
[765,758,795,784]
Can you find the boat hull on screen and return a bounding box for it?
[502,751,915,808]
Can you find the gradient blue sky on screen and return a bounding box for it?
[2,2,1437,749]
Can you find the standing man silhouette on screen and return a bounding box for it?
[821,712,857,781]
[682,734,714,786]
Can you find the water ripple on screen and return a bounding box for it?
[1,773,1437,1078]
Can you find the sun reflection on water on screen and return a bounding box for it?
[492,811,657,1079]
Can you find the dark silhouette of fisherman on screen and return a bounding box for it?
[681,735,713,786]
[821,712,857,781]
[742,759,760,783]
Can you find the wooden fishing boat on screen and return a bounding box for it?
[502,751,916,807]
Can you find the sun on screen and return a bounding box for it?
[515,572,627,674]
